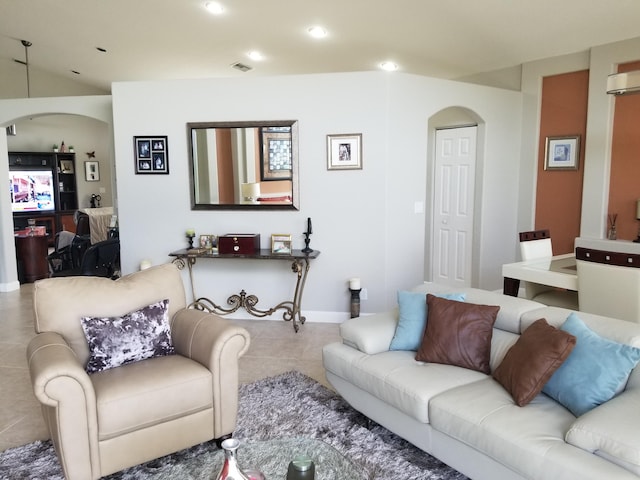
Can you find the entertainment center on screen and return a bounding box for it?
[9,151,79,244]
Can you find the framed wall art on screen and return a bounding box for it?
[327,133,362,170]
[134,136,169,174]
[544,135,580,171]
[271,233,292,254]
[260,127,293,181]
[84,161,100,181]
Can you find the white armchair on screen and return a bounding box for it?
[27,263,250,480]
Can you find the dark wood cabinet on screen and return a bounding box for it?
[15,234,49,283]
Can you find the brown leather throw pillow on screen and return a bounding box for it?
[416,294,499,374]
[493,318,576,406]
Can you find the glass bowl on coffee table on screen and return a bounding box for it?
[210,437,365,480]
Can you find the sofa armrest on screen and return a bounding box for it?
[566,388,640,475]
[170,308,251,437]
[27,332,100,480]
[339,308,399,355]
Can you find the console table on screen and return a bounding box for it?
[169,248,320,332]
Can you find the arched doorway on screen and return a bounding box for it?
[0,96,114,291]
[425,106,485,287]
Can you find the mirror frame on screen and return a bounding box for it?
[187,120,299,210]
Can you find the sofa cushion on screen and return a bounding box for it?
[429,378,617,480]
[416,294,499,374]
[543,313,640,417]
[91,354,213,440]
[492,318,576,406]
[411,283,544,334]
[389,291,466,351]
[81,299,175,373]
[566,388,640,475]
[322,342,486,424]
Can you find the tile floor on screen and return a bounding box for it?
[0,283,342,452]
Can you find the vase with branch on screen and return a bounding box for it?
[608,214,618,240]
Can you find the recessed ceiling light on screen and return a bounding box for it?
[380,61,399,72]
[205,2,224,14]
[247,51,264,61]
[307,26,328,39]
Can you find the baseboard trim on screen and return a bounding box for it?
[0,281,20,292]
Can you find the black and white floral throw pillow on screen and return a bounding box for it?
[81,299,175,374]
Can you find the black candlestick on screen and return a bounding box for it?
[302,231,313,253]
[302,217,313,253]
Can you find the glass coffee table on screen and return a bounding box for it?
[209,437,365,480]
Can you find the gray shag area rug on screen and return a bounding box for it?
[0,371,467,480]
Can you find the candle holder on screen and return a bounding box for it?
[186,233,195,249]
[302,231,313,253]
[349,288,362,318]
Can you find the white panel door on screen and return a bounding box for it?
[432,126,477,287]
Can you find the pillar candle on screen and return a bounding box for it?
[307,217,312,234]
[186,228,195,236]
[349,278,361,290]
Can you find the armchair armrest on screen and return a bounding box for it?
[26,332,99,480]
[170,308,250,437]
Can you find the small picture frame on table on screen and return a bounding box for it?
[544,135,580,171]
[327,133,362,170]
[134,136,169,174]
[199,234,217,251]
[271,234,292,254]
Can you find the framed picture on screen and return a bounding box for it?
[327,133,362,170]
[544,135,580,170]
[260,127,293,181]
[60,160,74,174]
[199,234,217,250]
[84,161,100,181]
[134,136,169,174]
[271,233,292,254]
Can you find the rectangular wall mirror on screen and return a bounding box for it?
[188,120,299,210]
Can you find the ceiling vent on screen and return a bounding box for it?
[231,62,252,72]
[606,70,640,96]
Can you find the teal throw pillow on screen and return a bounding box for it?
[542,313,640,417]
[389,291,466,351]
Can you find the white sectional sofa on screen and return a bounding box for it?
[322,282,640,480]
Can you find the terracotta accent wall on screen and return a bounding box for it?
[608,60,640,241]
[536,71,588,254]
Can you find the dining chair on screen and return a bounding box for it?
[576,247,640,323]
[519,229,579,309]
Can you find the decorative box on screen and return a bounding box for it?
[218,234,261,254]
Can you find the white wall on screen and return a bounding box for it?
[111,72,521,318]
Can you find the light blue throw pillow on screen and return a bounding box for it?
[542,312,640,417]
[389,291,466,351]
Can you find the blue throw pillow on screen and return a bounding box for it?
[542,313,640,416]
[389,290,466,351]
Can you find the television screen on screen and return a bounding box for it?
[9,170,56,212]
